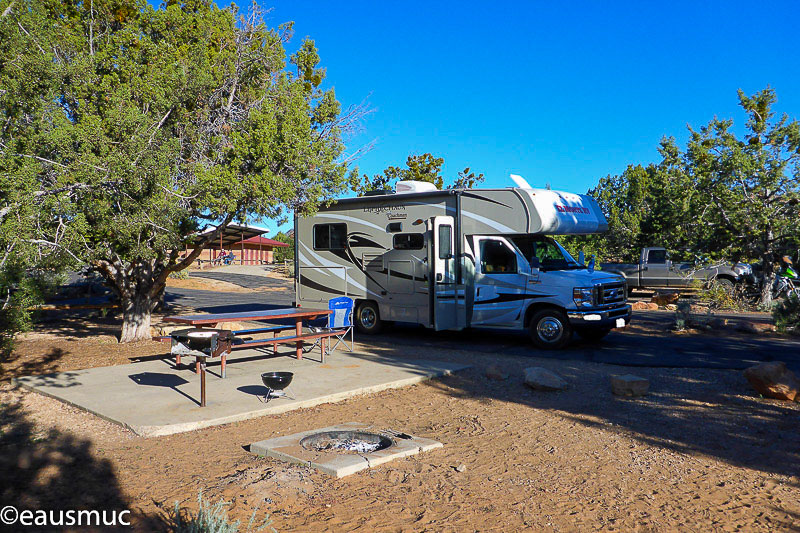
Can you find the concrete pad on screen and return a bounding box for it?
[13,351,469,437]
[250,422,443,477]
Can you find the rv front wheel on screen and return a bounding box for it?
[529,309,572,350]
[356,301,383,334]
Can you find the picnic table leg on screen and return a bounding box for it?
[176,353,181,367]
[200,360,206,407]
[320,335,326,363]
[273,330,277,355]
[221,354,227,379]
[295,318,303,360]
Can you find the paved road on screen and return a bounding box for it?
[165,285,800,373]
[166,287,293,312]
[189,271,292,290]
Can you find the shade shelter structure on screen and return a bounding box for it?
[189,224,288,265]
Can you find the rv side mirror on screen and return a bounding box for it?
[530,257,540,270]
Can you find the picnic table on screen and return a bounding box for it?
[164,307,333,366]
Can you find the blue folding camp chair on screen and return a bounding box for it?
[308,297,354,353]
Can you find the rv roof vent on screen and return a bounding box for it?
[395,180,438,194]
[363,189,395,196]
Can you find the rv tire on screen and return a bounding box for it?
[529,309,572,350]
[355,301,383,334]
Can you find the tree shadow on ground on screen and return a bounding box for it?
[31,311,122,339]
[1,348,68,383]
[361,329,800,479]
[434,364,799,478]
[0,401,132,530]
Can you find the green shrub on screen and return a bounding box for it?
[169,269,190,280]
[773,294,800,333]
[673,300,691,331]
[696,280,750,311]
[169,491,274,533]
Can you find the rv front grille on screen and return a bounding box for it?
[598,282,626,305]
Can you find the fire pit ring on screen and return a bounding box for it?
[300,430,393,454]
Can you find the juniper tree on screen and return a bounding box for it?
[0,0,358,341]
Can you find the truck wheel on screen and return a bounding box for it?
[576,327,612,342]
[529,309,572,350]
[716,278,734,293]
[355,301,383,334]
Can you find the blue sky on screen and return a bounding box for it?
[252,1,800,231]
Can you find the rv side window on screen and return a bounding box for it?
[438,225,452,259]
[393,233,424,250]
[480,240,517,274]
[313,224,347,250]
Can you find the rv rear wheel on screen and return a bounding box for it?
[355,301,383,334]
[529,309,572,350]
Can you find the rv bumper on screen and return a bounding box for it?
[567,304,632,328]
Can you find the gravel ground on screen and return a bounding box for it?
[2,319,799,531]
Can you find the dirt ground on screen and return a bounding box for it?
[1,313,799,532]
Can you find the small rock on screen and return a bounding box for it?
[455,464,467,473]
[743,362,800,401]
[524,367,568,391]
[610,374,650,397]
[485,365,509,381]
[651,291,680,306]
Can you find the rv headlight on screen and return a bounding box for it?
[573,287,594,308]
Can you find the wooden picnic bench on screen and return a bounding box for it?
[164,308,337,377]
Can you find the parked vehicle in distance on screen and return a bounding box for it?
[773,255,800,300]
[295,180,631,350]
[600,247,750,292]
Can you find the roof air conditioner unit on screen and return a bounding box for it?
[395,180,438,194]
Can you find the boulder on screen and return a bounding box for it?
[153,324,183,336]
[736,321,776,334]
[610,374,650,397]
[485,365,509,381]
[651,292,680,306]
[743,362,800,401]
[524,367,568,391]
[215,321,246,332]
[631,301,647,311]
[708,317,728,329]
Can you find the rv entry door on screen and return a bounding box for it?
[429,216,465,330]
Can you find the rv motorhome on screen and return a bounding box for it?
[294,180,631,349]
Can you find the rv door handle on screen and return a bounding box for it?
[436,273,443,282]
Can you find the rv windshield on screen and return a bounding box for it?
[510,236,582,272]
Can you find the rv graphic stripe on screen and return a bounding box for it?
[474,293,554,305]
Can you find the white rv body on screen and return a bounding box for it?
[295,185,631,345]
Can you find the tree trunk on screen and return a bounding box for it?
[759,257,775,308]
[120,293,155,343]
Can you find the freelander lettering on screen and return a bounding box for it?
[555,205,590,214]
